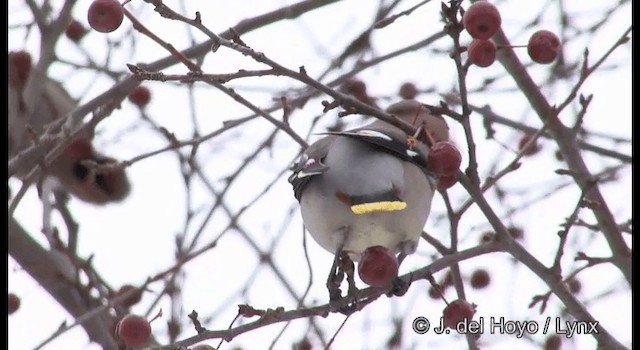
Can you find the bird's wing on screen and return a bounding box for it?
[318,122,431,173]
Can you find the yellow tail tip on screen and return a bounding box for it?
[351,201,407,215]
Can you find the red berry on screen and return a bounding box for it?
[463,1,502,40]
[567,278,582,294]
[399,82,418,100]
[357,246,399,287]
[87,0,124,33]
[470,269,491,289]
[544,335,562,350]
[518,134,540,156]
[528,30,561,64]
[428,141,462,177]
[128,86,152,108]
[8,51,32,88]
[116,314,151,347]
[468,39,497,67]
[443,299,476,329]
[113,285,143,308]
[8,293,20,315]
[437,175,457,191]
[66,19,87,42]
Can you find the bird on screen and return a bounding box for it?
[8,51,130,205]
[288,100,450,291]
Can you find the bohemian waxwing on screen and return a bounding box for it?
[8,52,130,204]
[289,100,449,262]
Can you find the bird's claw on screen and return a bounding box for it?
[327,249,360,315]
[386,276,411,297]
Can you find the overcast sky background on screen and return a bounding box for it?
[8,0,631,349]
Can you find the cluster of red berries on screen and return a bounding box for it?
[427,141,462,191]
[463,1,561,68]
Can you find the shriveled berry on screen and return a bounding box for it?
[567,278,582,294]
[8,293,20,315]
[437,175,457,191]
[463,1,502,40]
[518,134,540,155]
[66,19,87,42]
[428,141,462,177]
[88,0,124,33]
[468,39,497,67]
[470,269,491,289]
[443,299,476,329]
[128,86,151,108]
[113,285,143,308]
[9,51,32,88]
[342,78,367,97]
[116,314,151,347]
[528,30,561,64]
[357,246,399,287]
[399,82,418,100]
[428,285,441,299]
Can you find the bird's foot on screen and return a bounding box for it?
[326,250,345,303]
[386,275,411,297]
[326,249,360,315]
[338,252,359,315]
[385,246,415,297]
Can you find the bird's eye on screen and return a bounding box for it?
[72,162,90,181]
